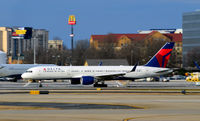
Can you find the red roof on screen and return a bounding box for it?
[91,34,148,42]
[91,35,105,41]
[91,32,182,42]
[163,33,182,42]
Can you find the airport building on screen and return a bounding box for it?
[0,27,49,63]
[48,40,63,50]
[183,10,200,66]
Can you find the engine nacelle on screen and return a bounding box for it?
[70,78,81,85]
[81,76,95,85]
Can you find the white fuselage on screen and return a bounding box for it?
[0,64,55,78]
[21,66,172,80]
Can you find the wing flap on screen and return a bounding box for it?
[94,72,126,80]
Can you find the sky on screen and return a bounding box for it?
[0,0,200,48]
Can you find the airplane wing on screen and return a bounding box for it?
[94,72,126,80]
[73,72,126,79]
[95,63,138,80]
[74,63,138,80]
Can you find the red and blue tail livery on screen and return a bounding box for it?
[145,42,174,68]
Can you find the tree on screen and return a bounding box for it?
[186,47,200,67]
[23,47,71,65]
[73,40,89,65]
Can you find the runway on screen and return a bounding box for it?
[0,102,139,109]
[0,80,200,95]
[0,80,200,121]
[0,93,200,121]
[0,80,199,90]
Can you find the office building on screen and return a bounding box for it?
[0,27,49,63]
[183,10,200,66]
[0,27,12,54]
[48,40,63,50]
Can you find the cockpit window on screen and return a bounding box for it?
[26,70,33,73]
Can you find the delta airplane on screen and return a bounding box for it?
[22,42,174,87]
[0,64,55,81]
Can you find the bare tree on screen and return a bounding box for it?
[73,40,89,65]
[23,47,71,65]
[186,47,200,67]
[97,43,116,59]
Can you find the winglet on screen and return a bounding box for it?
[145,42,174,68]
[130,62,138,72]
[194,61,200,70]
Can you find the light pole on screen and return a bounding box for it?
[68,15,76,64]
[17,53,20,64]
[131,50,133,65]
[70,25,74,56]
[33,37,36,64]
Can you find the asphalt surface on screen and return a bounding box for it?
[0,93,200,121]
[0,80,200,121]
[0,102,138,109]
[0,80,199,90]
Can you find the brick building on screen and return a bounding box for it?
[90,31,182,67]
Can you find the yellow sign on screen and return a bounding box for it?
[68,15,76,25]
[30,90,40,95]
[16,30,27,35]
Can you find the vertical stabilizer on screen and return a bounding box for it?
[145,42,174,68]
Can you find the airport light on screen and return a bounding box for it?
[33,37,36,64]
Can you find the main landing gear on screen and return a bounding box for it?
[93,81,107,87]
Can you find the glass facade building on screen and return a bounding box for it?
[0,27,48,61]
[183,11,200,66]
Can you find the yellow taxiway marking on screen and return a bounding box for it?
[123,114,194,121]
[0,105,57,110]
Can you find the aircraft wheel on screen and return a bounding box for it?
[93,82,107,87]
[12,78,18,82]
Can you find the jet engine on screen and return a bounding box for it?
[81,76,95,85]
